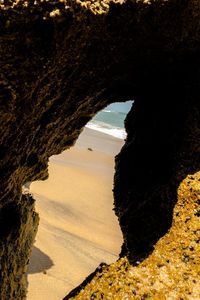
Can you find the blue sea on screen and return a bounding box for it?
[86,101,133,139]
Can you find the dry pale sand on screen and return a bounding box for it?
[27,127,124,300]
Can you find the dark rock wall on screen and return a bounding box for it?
[0,0,200,298]
[0,194,39,299]
[114,83,200,262]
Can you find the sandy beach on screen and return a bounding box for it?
[27,127,124,300]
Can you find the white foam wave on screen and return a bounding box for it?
[103,110,112,113]
[86,122,126,140]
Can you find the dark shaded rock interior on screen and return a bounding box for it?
[0,0,199,298]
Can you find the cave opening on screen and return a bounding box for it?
[26,101,133,300]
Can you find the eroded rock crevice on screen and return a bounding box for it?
[0,0,200,298]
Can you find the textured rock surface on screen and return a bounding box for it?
[0,194,39,299]
[65,172,200,299]
[0,0,200,299]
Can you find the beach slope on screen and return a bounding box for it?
[27,128,123,300]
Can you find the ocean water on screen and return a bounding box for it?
[86,101,133,139]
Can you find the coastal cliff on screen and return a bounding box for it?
[0,0,200,299]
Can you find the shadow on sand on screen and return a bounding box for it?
[27,246,54,274]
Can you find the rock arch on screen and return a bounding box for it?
[0,0,200,298]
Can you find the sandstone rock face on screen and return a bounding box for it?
[65,172,200,299]
[0,1,200,299]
